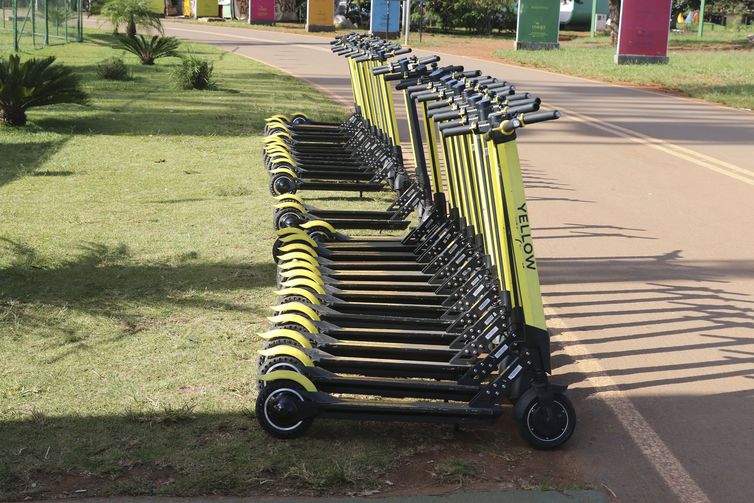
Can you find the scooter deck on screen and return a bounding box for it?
[318,340,458,361]
[325,327,457,345]
[314,393,502,423]
[308,369,481,401]
[316,354,468,379]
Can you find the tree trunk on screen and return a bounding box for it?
[0,106,28,127]
[127,18,137,36]
[609,0,621,46]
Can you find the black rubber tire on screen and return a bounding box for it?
[272,237,318,264]
[275,322,310,335]
[257,353,306,390]
[273,209,306,230]
[517,391,576,450]
[308,228,334,242]
[255,381,314,439]
[262,337,306,351]
[257,354,305,378]
[269,174,297,196]
[279,295,312,305]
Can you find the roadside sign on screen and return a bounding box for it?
[307,0,335,31]
[249,0,275,23]
[516,0,561,50]
[370,0,401,39]
[616,0,672,64]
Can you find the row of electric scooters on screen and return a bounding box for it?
[254,33,576,450]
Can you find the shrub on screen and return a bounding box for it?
[172,55,216,90]
[96,57,131,81]
[117,35,180,65]
[102,0,163,36]
[0,54,88,127]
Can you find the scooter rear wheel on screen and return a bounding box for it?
[256,381,314,439]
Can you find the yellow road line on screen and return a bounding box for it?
[560,106,754,187]
[165,24,754,189]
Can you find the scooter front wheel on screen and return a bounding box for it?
[516,390,576,450]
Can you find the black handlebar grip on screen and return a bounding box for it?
[393,48,412,56]
[462,70,482,78]
[442,125,475,137]
[418,55,441,65]
[407,83,432,94]
[416,91,443,102]
[383,72,406,81]
[373,65,391,75]
[432,110,464,122]
[505,92,532,102]
[507,101,541,115]
[520,110,561,125]
[395,78,420,90]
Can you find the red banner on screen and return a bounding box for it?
[617,0,672,61]
[249,0,275,22]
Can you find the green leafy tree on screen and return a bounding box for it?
[0,55,88,127]
[102,0,163,37]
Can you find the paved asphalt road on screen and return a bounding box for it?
[151,21,753,503]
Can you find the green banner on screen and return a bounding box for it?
[515,0,561,50]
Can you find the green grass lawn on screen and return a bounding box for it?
[0,32,431,500]
[495,32,754,110]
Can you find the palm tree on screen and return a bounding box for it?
[0,55,89,127]
[117,35,180,65]
[102,0,164,37]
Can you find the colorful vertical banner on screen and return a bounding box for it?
[249,0,275,23]
[516,0,561,50]
[306,0,334,31]
[616,0,672,64]
[370,0,401,38]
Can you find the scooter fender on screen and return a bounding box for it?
[279,242,318,257]
[270,167,298,178]
[265,114,291,123]
[259,329,313,349]
[271,302,321,321]
[276,227,313,240]
[259,370,317,392]
[274,202,308,214]
[279,278,325,295]
[513,384,569,421]
[277,252,318,266]
[267,155,298,168]
[266,314,318,334]
[273,193,304,204]
[259,345,314,367]
[277,260,321,274]
[274,288,321,305]
[300,220,336,234]
[278,268,323,284]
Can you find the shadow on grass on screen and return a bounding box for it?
[0,138,70,189]
[0,239,276,341]
[0,409,531,501]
